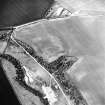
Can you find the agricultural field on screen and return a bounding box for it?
[0,0,105,105]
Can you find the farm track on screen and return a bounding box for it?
[11,36,88,105]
